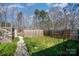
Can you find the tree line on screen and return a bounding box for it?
[0,4,79,32]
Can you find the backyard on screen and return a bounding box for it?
[0,3,79,56]
[24,36,79,56]
[0,36,79,56]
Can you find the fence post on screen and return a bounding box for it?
[12,27,15,40]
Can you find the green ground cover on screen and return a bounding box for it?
[0,37,19,56]
[24,36,79,56]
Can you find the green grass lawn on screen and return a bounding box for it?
[24,36,65,55]
[24,36,79,56]
[0,37,19,56]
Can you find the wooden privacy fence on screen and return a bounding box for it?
[44,30,77,40]
[24,30,44,37]
[16,29,79,40]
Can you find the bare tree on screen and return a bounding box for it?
[16,11,24,33]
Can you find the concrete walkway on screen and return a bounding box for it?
[14,36,29,56]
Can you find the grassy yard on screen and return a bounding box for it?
[0,37,19,56]
[24,36,79,56]
[24,36,65,55]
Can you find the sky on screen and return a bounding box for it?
[0,3,70,24]
[2,3,49,16]
[0,3,68,16]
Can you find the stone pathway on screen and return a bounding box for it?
[14,36,29,56]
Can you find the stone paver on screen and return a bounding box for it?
[14,36,29,56]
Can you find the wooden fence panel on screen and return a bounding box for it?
[24,30,44,37]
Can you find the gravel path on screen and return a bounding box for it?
[14,36,29,56]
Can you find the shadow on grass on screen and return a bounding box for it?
[32,40,79,56]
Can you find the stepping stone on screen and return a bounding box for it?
[14,36,29,56]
